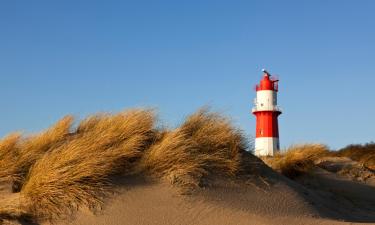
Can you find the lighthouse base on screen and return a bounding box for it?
[254,137,280,156]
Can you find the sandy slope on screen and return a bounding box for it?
[301,157,375,222]
[62,177,338,225]
[2,156,375,225]
[56,160,375,225]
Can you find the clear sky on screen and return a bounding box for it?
[1,0,374,150]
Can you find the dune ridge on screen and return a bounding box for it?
[0,108,251,223]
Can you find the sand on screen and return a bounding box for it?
[62,177,337,225]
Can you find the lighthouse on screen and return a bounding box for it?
[252,69,282,156]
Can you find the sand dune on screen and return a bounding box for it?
[65,177,334,225]
[0,110,374,225]
[57,160,375,225]
[51,155,375,225]
[1,153,374,225]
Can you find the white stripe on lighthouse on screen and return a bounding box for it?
[253,90,278,111]
[255,137,280,156]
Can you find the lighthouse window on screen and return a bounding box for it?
[260,103,264,107]
[260,129,263,135]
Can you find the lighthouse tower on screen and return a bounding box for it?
[252,69,282,156]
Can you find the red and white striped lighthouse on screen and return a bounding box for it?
[252,69,282,156]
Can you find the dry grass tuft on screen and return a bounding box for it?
[140,109,247,189]
[0,133,21,161]
[18,109,156,220]
[179,109,246,174]
[180,109,247,176]
[0,193,30,221]
[139,130,205,189]
[0,116,74,190]
[264,144,329,179]
[335,142,375,170]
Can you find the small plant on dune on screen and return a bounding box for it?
[139,109,248,190]
[0,109,156,221]
[335,142,375,170]
[265,144,329,179]
[0,116,74,191]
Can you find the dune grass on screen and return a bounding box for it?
[20,110,156,220]
[139,110,247,190]
[264,143,375,180]
[264,144,329,179]
[0,108,250,222]
[0,133,21,175]
[0,133,21,160]
[139,130,205,189]
[0,116,74,191]
[179,109,246,175]
[335,143,375,170]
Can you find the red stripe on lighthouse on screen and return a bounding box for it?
[253,111,280,138]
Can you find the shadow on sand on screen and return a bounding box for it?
[293,168,375,223]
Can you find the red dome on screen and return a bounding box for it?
[256,73,278,91]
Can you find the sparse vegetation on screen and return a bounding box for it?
[335,142,375,170]
[264,144,329,179]
[265,143,375,180]
[0,108,249,222]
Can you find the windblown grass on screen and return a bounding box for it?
[0,133,21,167]
[0,108,249,222]
[0,133,21,159]
[139,130,204,188]
[335,142,375,170]
[0,116,74,191]
[179,109,246,175]
[20,110,156,220]
[264,144,329,179]
[140,110,247,189]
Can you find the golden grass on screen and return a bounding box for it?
[264,144,329,179]
[0,108,249,222]
[139,110,247,189]
[335,143,375,170]
[0,193,28,220]
[139,130,205,188]
[0,133,21,165]
[179,109,246,173]
[0,133,21,158]
[0,116,74,191]
[20,110,156,220]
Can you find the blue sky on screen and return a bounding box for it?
[0,0,374,150]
